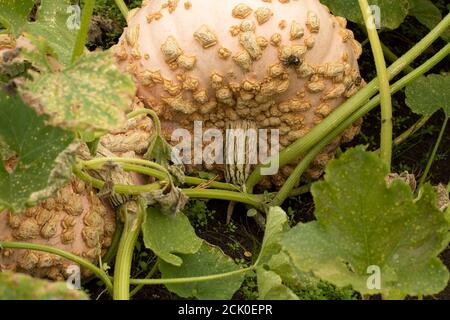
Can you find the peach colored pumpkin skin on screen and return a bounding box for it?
[0,179,116,281]
[115,0,364,188]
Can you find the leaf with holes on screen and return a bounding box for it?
[0,0,77,65]
[25,51,136,134]
[24,0,78,65]
[142,207,202,266]
[405,74,450,117]
[0,91,75,212]
[281,147,450,299]
[159,242,245,300]
[321,0,409,30]
[0,0,35,36]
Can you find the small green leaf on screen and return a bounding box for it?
[405,74,450,117]
[256,267,299,300]
[142,207,202,266]
[0,271,89,300]
[144,134,173,167]
[321,0,409,30]
[282,147,450,299]
[26,51,136,134]
[0,91,75,212]
[0,0,34,36]
[159,242,245,300]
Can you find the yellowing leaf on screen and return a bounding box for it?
[26,51,136,134]
[282,147,450,299]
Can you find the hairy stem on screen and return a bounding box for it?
[246,14,450,192]
[418,117,449,188]
[71,0,95,63]
[113,199,146,300]
[0,241,112,293]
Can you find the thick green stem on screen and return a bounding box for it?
[0,241,112,293]
[114,0,129,20]
[83,157,168,176]
[418,117,449,188]
[246,14,450,192]
[359,0,393,169]
[73,165,164,194]
[381,42,414,74]
[270,140,329,207]
[182,189,264,209]
[71,0,95,63]
[113,199,146,300]
[121,163,240,191]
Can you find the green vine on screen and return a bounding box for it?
[359,0,393,169]
[0,241,113,293]
[113,199,146,300]
[71,0,95,63]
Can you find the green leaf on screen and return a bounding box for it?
[253,207,299,300]
[0,91,75,212]
[144,134,174,167]
[321,0,409,30]
[281,147,450,299]
[408,0,450,42]
[26,51,136,134]
[405,74,450,117]
[24,0,77,66]
[142,207,202,266]
[256,267,299,300]
[0,0,34,36]
[159,242,245,300]
[0,271,89,300]
[0,0,77,65]
[257,206,290,265]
